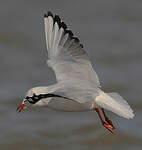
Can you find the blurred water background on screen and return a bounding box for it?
[0,0,142,150]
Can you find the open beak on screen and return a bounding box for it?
[16,104,27,112]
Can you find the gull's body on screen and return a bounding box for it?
[17,12,134,133]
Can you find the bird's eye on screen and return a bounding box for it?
[28,98,33,102]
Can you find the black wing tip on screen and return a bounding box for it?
[60,22,67,30]
[72,37,80,43]
[44,14,47,18]
[44,11,67,30]
[54,15,61,23]
[54,15,68,31]
[47,11,53,17]
[54,16,68,31]
[65,30,74,37]
[44,11,53,18]
[80,44,83,48]
[44,11,82,45]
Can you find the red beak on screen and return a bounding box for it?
[16,104,27,112]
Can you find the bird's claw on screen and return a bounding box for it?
[103,122,114,134]
[105,118,115,129]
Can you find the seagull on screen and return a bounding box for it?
[17,11,134,133]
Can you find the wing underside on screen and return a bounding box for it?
[44,11,100,87]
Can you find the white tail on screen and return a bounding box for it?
[95,91,134,119]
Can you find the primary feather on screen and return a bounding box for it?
[44,11,100,86]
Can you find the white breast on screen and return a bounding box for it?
[34,97,93,112]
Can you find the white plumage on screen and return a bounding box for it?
[17,11,134,133]
[96,91,134,119]
[42,12,134,119]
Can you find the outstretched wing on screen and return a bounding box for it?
[44,11,100,87]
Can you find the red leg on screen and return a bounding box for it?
[94,108,114,134]
[101,108,115,129]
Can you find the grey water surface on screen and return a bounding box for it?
[0,0,142,150]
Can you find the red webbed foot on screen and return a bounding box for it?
[105,117,115,129]
[103,122,114,134]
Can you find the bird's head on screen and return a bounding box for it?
[16,87,45,112]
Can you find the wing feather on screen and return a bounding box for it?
[44,11,100,87]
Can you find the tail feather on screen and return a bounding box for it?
[95,91,134,119]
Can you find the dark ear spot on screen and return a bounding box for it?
[24,93,40,104]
